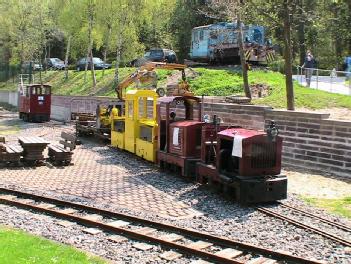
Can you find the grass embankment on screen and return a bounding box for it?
[1,67,350,109]
[0,226,106,264]
[189,68,351,109]
[302,196,351,219]
[0,68,172,97]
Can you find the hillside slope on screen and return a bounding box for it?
[1,67,350,110]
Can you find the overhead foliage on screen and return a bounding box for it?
[0,0,350,70]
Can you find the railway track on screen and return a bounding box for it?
[256,203,351,248]
[0,188,321,264]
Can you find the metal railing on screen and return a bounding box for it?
[294,66,351,96]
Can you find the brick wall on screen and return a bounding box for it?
[51,95,120,120]
[265,110,351,178]
[202,102,268,130]
[51,95,351,178]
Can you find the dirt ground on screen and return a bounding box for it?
[284,169,351,199]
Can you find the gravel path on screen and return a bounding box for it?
[0,110,350,263]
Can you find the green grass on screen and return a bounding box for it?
[0,80,17,91]
[302,196,351,219]
[3,68,173,97]
[42,68,134,96]
[251,70,351,109]
[0,226,106,264]
[189,68,351,109]
[188,68,244,96]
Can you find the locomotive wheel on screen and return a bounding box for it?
[159,160,166,171]
[156,88,165,97]
[208,178,221,193]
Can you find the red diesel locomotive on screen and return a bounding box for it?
[157,96,287,203]
[18,84,51,122]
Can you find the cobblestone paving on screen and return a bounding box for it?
[0,112,200,219]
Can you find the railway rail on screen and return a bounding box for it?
[256,203,351,248]
[0,187,322,264]
[279,203,351,233]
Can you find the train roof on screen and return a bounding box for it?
[192,22,238,30]
[192,22,263,31]
[25,84,52,87]
[218,127,266,139]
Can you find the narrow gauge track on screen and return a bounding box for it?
[256,203,351,247]
[0,188,321,264]
[279,203,351,233]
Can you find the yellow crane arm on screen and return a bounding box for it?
[115,62,191,100]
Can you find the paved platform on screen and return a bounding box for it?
[0,116,200,219]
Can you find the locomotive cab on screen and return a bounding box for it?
[157,96,202,177]
[19,84,51,122]
[123,90,159,162]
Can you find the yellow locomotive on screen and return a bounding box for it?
[114,90,158,162]
[110,62,192,162]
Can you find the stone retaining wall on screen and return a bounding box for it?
[265,110,351,178]
[0,91,18,106]
[51,95,120,121]
[202,102,268,130]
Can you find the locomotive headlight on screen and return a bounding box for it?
[267,120,279,142]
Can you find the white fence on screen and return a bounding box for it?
[294,66,351,96]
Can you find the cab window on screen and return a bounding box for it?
[127,101,133,119]
[36,87,41,95]
[199,30,204,41]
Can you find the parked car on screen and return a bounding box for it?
[130,48,178,67]
[22,61,43,72]
[76,57,111,71]
[44,58,65,70]
[144,48,177,63]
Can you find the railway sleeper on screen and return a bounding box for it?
[0,189,324,264]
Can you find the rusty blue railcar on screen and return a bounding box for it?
[189,22,275,65]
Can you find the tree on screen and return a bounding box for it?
[282,0,294,110]
[84,0,96,88]
[205,0,252,99]
[58,0,84,80]
[247,0,296,110]
[98,0,143,85]
[169,0,214,60]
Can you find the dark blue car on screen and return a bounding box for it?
[76,57,111,71]
[45,58,65,70]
